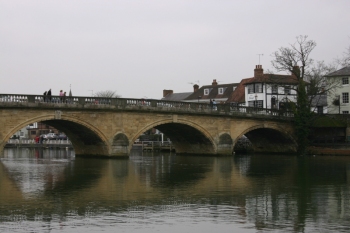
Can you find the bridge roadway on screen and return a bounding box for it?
[0,94,296,157]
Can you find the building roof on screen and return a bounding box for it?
[161,92,192,101]
[244,74,300,85]
[184,82,239,102]
[310,94,327,107]
[325,66,350,77]
[226,78,252,103]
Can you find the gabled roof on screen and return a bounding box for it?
[226,78,252,103]
[161,92,192,101]
[325,66,350,77]
[184,83,239,101]
[244,74,299,85]
[310,94,327,107]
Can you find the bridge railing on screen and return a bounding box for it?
[0,94,294,118]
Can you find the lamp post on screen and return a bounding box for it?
[254,94,258,112]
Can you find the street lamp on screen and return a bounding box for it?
[254,94,258,112]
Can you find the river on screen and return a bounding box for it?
[1,148,350,233]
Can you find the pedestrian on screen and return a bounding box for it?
[210,99,213,109]
[63,92,66,103]
[35,135,40,144]
[59,90,64,102]
[47,89,52,102]
[43,91,47,102]
[213,99,217,110]
[39,135,43,144]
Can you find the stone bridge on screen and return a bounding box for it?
[0,94,297,157]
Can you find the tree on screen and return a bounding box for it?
[94,90,121,98]
[271,36,319,155]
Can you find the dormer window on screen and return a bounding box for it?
[204,89,210,95]
[233,86,236,91]
[218,88,224,95]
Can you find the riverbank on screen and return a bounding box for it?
[308,144,350,155]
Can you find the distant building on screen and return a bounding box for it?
[162,80,239,104]
[325,66,350,114]
[227,65,300,110]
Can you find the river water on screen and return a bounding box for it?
[1,148,350,233]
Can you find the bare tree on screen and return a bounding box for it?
[271,35,316,81]
[271,36,318,154]
[94,90,121,98]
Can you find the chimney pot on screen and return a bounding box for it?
[212,79,218,86]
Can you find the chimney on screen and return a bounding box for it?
[254,65,264,77]
[193,84,199,92]
[163,89,173,97]
[212,79,218,86]
[292,65,300,79]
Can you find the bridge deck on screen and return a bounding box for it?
[0,94,294,120]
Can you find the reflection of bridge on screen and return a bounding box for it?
[0,94,297,157]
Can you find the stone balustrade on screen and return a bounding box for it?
[0,93,294,119]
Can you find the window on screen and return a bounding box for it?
[342,92,349,103]
[342,111,349,114]
[248,100,263,108]
[342,77,349,85]
[204,89,210,95]
[255,83,263,93]
[233,86,236,91]
[284,86,291,95]
[317,106,323,114]
[247,83,263,94]
[271,85,278,94]
[247,84,254,94]
[218,88,224,95]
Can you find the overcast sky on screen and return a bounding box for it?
[1,0,349,99]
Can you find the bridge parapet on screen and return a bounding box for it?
[0,93,294,120]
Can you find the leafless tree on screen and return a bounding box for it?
[94,90,121,98]
[271,35,316,81]
[270,36,341,110]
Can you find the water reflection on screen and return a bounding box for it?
[1,148,350,232]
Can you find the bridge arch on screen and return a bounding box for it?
[130,119,220,155]
[3,114,110,157]
[235,124,297,154]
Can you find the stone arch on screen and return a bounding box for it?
[130,119,218,155]
[2,114,111,157]
[235,124,297,154]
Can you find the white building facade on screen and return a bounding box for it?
[325,66,350,114]
[244,65,299,110]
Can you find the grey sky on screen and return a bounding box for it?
[1,0,349,99]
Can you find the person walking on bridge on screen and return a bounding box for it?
[43,91,47,102]
[47,89,52,102]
